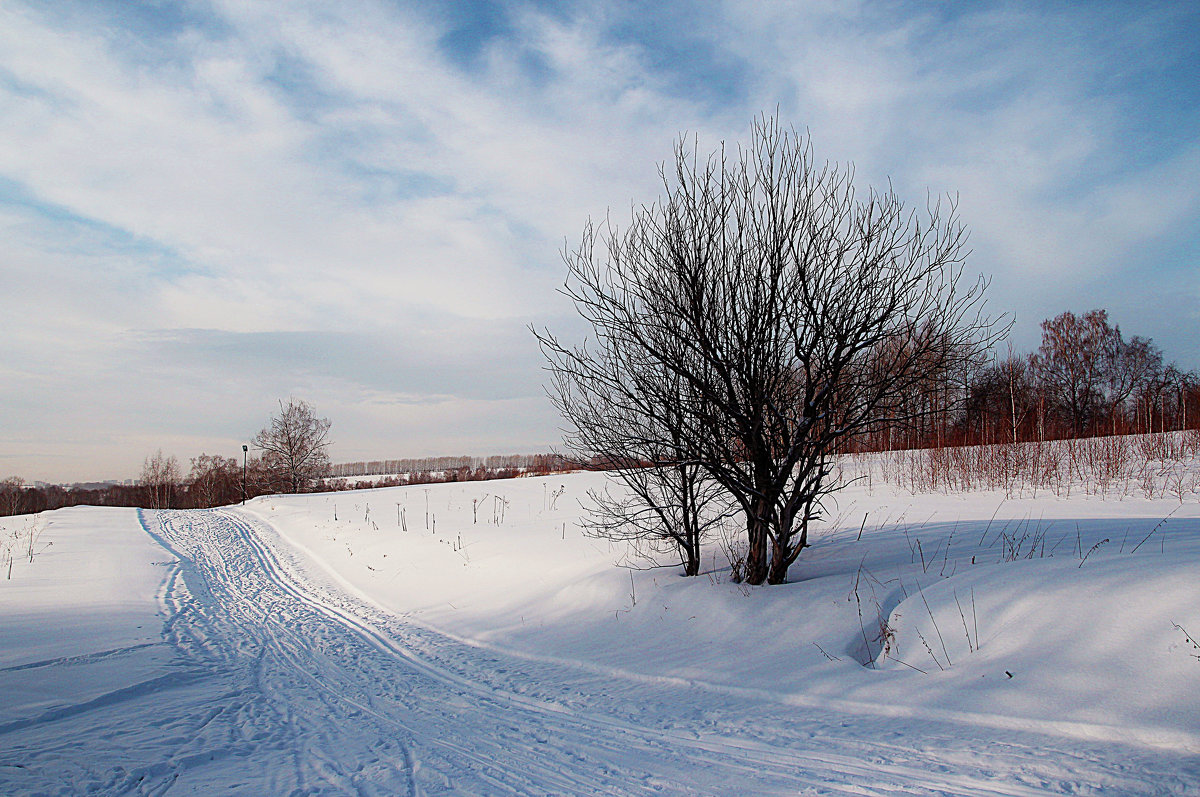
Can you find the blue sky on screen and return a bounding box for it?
[1,0,1198,482]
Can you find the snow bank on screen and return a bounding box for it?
[873,549,1200,745]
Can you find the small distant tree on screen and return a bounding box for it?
[140,450,181,509]
[187,454,240,508]
[1,476,25,517]
[1031,309,1165,436]
[252,399,332,493]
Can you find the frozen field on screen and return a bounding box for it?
[2,465,1199,794]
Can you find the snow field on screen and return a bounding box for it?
[3,465,1199,793]
[247,469,1200,753]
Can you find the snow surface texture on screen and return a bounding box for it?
[1,471,1199,794]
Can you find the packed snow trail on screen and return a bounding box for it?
[2,508,1197,795]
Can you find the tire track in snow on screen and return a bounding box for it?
[223,515,1042,797]
[149,509,679,795]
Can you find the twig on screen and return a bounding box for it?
[1172,622,1200,660]
[885,654,928,675]
[853,570,876,668]
[1130,505,1181,554]
[1078,538,1109,568]
[918,584,951,666]
[953,589,974,652]
[978,500,1004,547]
[915,628,944,671]
[971,587,979,652]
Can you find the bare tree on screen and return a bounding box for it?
[1030,309,1165,436]
[140,450,181,509]
[963,348,1035,447]
[0,476,25,517]
[541,114,1003,585]
[1029,311,1106,437]
[187,453,240,508]
[581,464,733,576]
[537,328,733,575]
[252,399,332,493]
[1103,332,1162,433]
[1000,350,1035,447]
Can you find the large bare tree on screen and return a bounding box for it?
[253,399,332,494]
[541,115,1003,585]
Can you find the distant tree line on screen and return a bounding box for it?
[1,390,582,517]
[849,308,1198,455]
[329,453,571,478]
[1,398,327,515]
[0,449,576,517]
[1,454,266,516]
[0,394,576,520]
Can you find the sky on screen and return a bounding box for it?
[1,0,1198,484]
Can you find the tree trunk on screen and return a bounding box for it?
[743,500,771,585]
[768,500,812,585]
[766,536,789,585]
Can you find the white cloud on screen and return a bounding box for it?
[0,0,711,479]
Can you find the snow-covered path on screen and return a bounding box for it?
[3,507,1196,795]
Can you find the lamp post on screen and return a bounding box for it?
[242,445,248,505]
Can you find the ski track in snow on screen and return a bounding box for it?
[2,507,1197,795]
